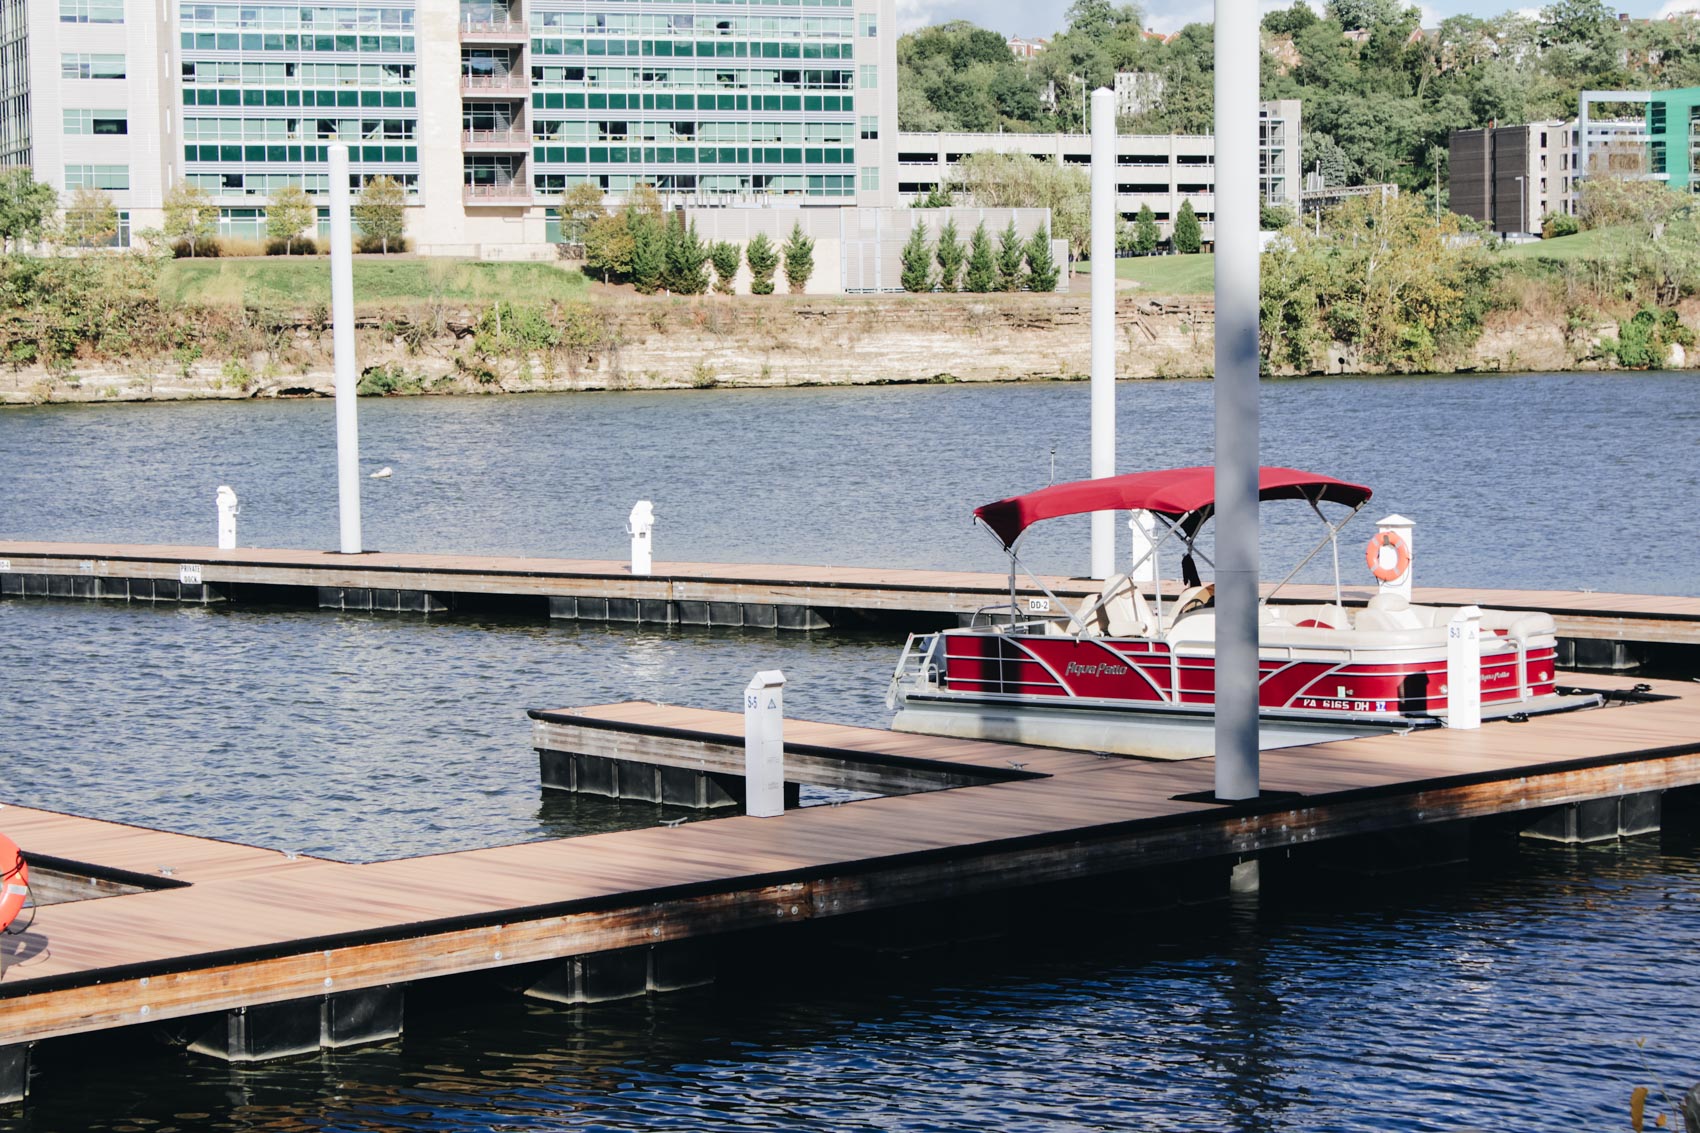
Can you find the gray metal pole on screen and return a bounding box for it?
[1089,87,1117,580]
[1213,0,1259,800]
[328,143,363,555]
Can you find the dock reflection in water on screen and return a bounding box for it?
[12,832,1699,1131]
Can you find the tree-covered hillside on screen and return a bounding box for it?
[898,0,1700,197]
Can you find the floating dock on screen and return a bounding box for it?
[2,674,1697,1102]
[1,541,1696,670]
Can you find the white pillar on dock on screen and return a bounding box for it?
[1446,605,1483,730]
[1373,514,1415,599]
[328,142,363,555]
[1089,85,1117,582]
[216,486,239,550]
[1128,510,1157,583]
[1212,0,1261,801]
[627,501,655,576]
[743,670,786,818]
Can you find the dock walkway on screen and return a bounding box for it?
[2,541,1695,663]
[3,674,1698,1070]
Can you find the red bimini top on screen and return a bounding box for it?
[972,466,1373,550]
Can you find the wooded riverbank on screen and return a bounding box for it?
[0,288,1679,407]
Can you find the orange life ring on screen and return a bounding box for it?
[0,834,28,933]
[1365,530,1410,582]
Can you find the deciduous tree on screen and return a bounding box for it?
[353,175,406,253]
[0,168,57,253]
[63,187,118,249]
[558,182,606,246]
[163,182,218,257]
[583,210,633,282]
[266,183,314,254]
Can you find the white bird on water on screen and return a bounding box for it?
[370,467,393,479]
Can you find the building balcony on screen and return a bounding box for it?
[460,16,527,42]
[463,127,530,151]
[460,73,529,96]
[464,182,532,205]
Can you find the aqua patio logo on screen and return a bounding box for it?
[1064,660,1130,678]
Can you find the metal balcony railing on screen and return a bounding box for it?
[462,127,529,148]
[463,182,532,204]
[460,72,529,94]
[460,15,526,39]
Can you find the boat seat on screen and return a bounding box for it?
[1078,574,1155,638]
[1260,603,1353,630]
[1355,593,1431,632]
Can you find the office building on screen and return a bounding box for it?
[2,0,899,257]
[1447,121,1574,236]
[894,99,1302,243]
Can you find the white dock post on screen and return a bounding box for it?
[627,501,655,576]
[1128,510,1157,583]
[1446,606,1483,730]
[1089,85,1117,581]
[1372,514,1415,599]
[328,142,363,555]
[743,670,786,818]
[1212,0,1261,801]
[216,485,239,550]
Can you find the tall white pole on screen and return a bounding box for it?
[1213,0,1260,801]
[328,142,363,555]
[1089,86,1117,581]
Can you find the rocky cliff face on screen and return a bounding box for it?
[0,293,1617,406]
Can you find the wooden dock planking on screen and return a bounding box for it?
[0,803,327,886]
[2,675,1698,1050]
[2,540,1696,647]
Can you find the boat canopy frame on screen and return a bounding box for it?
[972,467,1373,634]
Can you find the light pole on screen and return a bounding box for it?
[1433,145,1442,226]
[1214,0,1260,802]
[1513,174,1525,238]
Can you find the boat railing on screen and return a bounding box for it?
[887,633,943,710]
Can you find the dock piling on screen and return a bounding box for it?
[525,943,712,1006]
[627,501,655,576]
[216,486,238,551]
[1446,605,1483,729]
[1521,791,1663,844]
[0,1044,27,1105]
[186,986,403,1063]
[744,671,787,818]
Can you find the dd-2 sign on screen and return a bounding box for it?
[179,564,203,585]
[1025,597,1052,613]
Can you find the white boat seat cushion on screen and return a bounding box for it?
[1356,592,1426,632]
[1079,574,1155,638]
[1260,603,1353,630]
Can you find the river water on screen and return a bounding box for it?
[2,374,1698,1129]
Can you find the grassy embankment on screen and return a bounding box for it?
[157,258,589,310]
[1074,254,1216,295]
[1078,226,1639,298]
